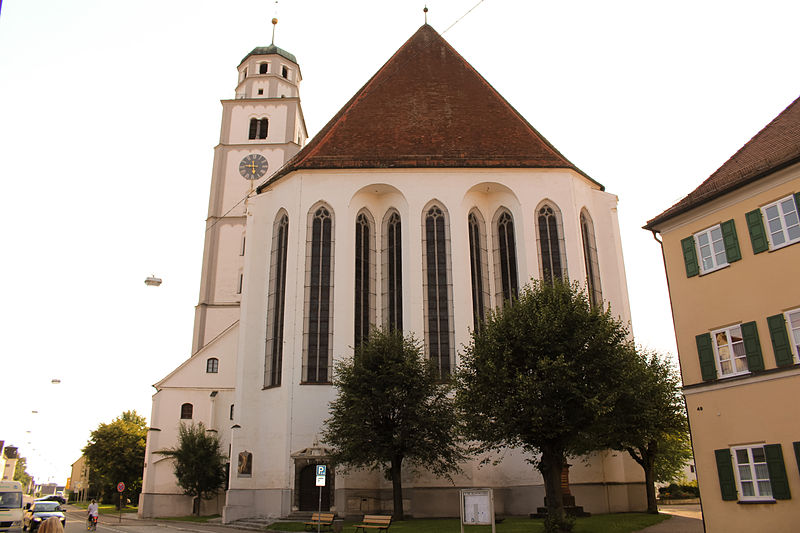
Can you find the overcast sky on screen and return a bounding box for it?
[1,0,799,484]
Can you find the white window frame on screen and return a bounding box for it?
[761,195,800,250]
[785,308,800,363]
[711,324,749,377]
[693,224,728,274]
[731,445,773,501]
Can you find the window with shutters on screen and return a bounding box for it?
[694,224,728,274]
[785,309,800,362]
[382,210,402,331]
[761,195,800,250]
[248,117,269,140]
[712,325,748,377]
[732,446,773,500]
[206,357,219,373]
[303,204,334,383]
[265,212,289,388]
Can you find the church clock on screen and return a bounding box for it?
[239,154,269,180]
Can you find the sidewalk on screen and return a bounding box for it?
[637,504,703,533]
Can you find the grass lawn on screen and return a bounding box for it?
[157,515,221,523]
[267,514,670,532]
[70,502,138,514]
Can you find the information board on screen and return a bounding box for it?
[459,488,495,533]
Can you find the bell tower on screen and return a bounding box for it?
[192,27,307,352]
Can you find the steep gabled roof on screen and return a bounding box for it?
[261,24,599,190]
[646,95,800,230]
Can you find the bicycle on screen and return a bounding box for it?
[87,515,98,531]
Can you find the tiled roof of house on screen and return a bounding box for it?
[261,24,599,190]
[645,95,800,230]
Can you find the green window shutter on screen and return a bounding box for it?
[715,449,738,501]
[745,209,769,254]
[764,444,791,500]
[740,321,764,372]
[793,442,800,477]
[696,333,717,381]
[720,219,742,263]
[767,314,794,367]
[681,236,699,277]
[794,192,800,212]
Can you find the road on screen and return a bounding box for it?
[61,509,250,533]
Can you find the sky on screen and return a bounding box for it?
[1,0,799,485]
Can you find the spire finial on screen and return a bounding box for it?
[423,5,428,24]
[271,0,279,45]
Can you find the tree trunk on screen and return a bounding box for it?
[539,447,567,530]
[390,455,404,520]
[643,451,658,514]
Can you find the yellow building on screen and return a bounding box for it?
[645,96,800,532]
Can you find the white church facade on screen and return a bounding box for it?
[140,24,645,521]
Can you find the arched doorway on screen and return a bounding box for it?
[298,464,331,511]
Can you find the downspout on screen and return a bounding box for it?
[650,229,706,533]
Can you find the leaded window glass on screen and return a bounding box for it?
[468,212,487,330]
[538,204,566,283]
[580,211,602,307]
[495,210,518,303]
[265,213,289,387]
[305,206,333,383]
[355,213,371,348]
[424,205,452,377]
[384,211,403,331]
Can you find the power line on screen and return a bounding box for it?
[443,0,486,34]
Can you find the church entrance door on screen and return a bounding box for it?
[298,464,330,511]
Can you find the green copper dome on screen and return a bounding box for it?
[240,44,298,66]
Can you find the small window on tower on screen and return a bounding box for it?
[237,273,244,294]
[259,63,268,74]
[257,88,264,95]
[243,68,248,78]
[281,66,288,78]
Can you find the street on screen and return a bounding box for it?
[61,509,247,533]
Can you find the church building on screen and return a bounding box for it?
[140,23,645,520]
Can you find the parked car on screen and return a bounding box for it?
[33,495,65,505]
[22,501,65,532]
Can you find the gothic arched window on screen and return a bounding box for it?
[580,210,602,307]
[264,212,289,388]
[248,117,269,140]
[537,202,568,283]
[468,210,489,330]
[382,210,403,331]
[354,211,375,348]
[422,204,454,378]
[493,208,519,304]
[304,205,334,383]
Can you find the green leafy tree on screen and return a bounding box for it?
[156,422,227,516]
[12,451,33,491]
[82,410,147,505]
[456,280,636,533]
[322,328,466,520]
[602,349,692,513]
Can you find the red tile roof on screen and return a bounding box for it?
[645,95,800,229]
[261,24,600,190]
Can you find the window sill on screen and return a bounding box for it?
[768,239,800,252]
[262,384,281,390]
[698,263,730,276]
[300,381,332,386]
[737,499,776,504]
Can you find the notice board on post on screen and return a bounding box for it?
[460,488,495,533]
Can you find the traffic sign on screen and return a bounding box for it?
[316,465,326,476]
[316,475,325,486]
[117,482,125,493]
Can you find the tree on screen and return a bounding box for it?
[322,328,465,519]
[82,410,147,505]
[455,280,636,533]
[602,349,692,513]
[156,422,227,516]
[11,451,33,491]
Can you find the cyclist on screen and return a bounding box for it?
[87,499,99,530]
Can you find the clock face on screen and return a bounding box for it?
[239,154,269,180]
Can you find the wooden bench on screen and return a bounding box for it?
[304,512,335,531]
[353,515,392,532]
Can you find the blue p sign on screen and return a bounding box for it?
[316,465,326,476]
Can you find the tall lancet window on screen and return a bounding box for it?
[304,205,334,383]
[422,204,454,378]
[493,208,519,304]
[468,210,489,331]
[580,210,602,307]
[383,210,403,331]
[354,211,375,348]
[537,202,568,283]
[264,212,289,388]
